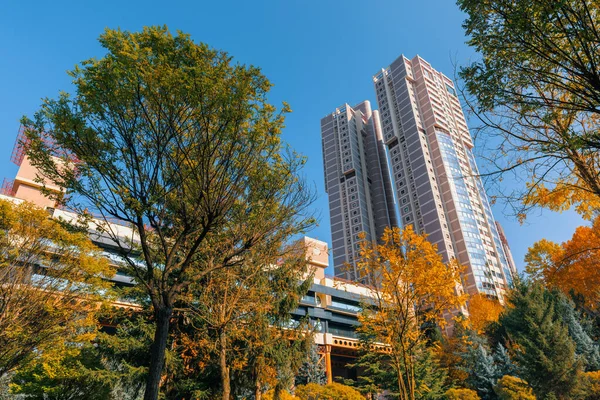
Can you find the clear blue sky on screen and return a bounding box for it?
[0,0,585,274]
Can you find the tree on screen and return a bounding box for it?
[296,343,326,386]
[413,347,448,399]
[493,344,516,380]
[22,26,314,399]
[0,199,113,377]
[10,343,115,400]
[182,241,312,400]
[493,376,536,400]
[294,382,365,400]
[445,388,481,400]
[554,292,600,371]
[354,226,467,400]
[468,295,504,334]
[525,216,600,309]
[457,0,600,219]
[94,311,157,399]
[464,343,497,399]
[497,281,581,399]
[581,371,600,400]
[438,321,472,387]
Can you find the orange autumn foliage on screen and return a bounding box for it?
[525,215,600,308]
[523,178,600,222]
[356,226,467,400]
[467,294,503,333]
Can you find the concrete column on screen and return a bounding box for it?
[325,345,332,384]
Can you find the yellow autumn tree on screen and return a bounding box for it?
[467,294,503,333]
[0,199,114,376]
[355,226,467,400]
[525,215,600,308]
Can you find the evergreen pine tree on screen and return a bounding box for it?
[295,343,326,386]
[414,347,448,400]
[498,281,582,399]
[465,344,497,400]
[554,291,600,370]
[493,344,516,379]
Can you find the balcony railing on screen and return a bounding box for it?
[0,178,15,197]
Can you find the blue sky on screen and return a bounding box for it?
[0,0,585,274]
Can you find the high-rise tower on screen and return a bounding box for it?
[321,101,397,279]
[373,55,514,300]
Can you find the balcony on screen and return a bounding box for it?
[0,178,15,197]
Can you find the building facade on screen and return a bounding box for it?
[321,101,397,279]
[373,54,514,300]
[321,55,516,301]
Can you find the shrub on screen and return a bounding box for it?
[445,388,481,399]
[580,371,600,400]
[295,382,364,400]
[494,375,536,400]
[263,389,296,400]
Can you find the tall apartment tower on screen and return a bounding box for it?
[372,55,514,300]
[321,101,397,279]
[495,221,518,278]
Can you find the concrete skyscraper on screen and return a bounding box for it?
[372,54,514,300]
[321,54,515,301]
[321,101,397,279]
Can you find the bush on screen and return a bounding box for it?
[445,388,481,399]
[494,376,536,400]
[263,389,296,400]
[580,371,600,400]
[295,382,364,400]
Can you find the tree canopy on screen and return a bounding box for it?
[0,199,113,377]
[353,226,466,400]
[22,26,315,400]
[458,0,600,219]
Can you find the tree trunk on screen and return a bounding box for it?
[255,379,262,400]
[144,305,172,400]
[220,330,231,400]
[254,364,262,400]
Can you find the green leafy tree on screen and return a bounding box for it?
[457,0,600,219]
[346,327,396,398]
[180,242,313,400]
[22,26,314,400]
[497,281,581,399]
[95,312,157,399]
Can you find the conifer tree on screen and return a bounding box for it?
[295,343,326,386]
[413,348,448,400]
[498,281,582,399]
[492,344,516,380]
[554,289,600,370]
[465,344,497,400]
